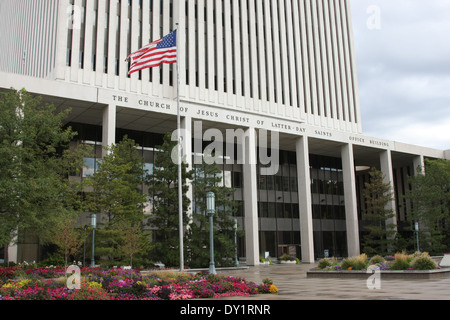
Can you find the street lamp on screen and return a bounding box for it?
[206,192,216,275]
[234,219,239,268]
[91,214,97,267]
[415,221,420,252]
[83,225,88,267]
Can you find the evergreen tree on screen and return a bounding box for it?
[146,133,192,267]
[84,136,148,266]
[361,167,396,256]
[187,155,242,268]
[405,159,450,255]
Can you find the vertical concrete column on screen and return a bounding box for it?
[380,150,398,232]
[7,236,18,264]
[341,143,360,257]
[445,150,450,160]
[413,155,425,175]
[55,0,70,80]
[102,104,116,156]
[296,136,315,263]
[242,127,259,266]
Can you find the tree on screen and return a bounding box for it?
[361,167,396,256]
[117,220,151,269]
[84,136,149,266]
[405,159,450,255]
[147,133,192,267]
[0,89,82,263]
[187,155,242,268]
[51,215,86,269]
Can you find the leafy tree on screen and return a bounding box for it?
[361,167,396,256]
[84,136,149,266]
[117,220,151,269]
[147,133,192,267]
[187,155,242,268]
[50,214,87,269]
[405,159,450,255]
[0,89,83,263]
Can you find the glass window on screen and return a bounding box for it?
[292,204,299,219]
[233,171,242,188]
[259,175,267,190]
[284,203,292,218]
[259,202,268,218]
[82,158,96,177]
[290,176,298,192]
[275,176,283,191]
[144,163,153,176]
[233,201,244,217]
[276,203,284,218]
[312,204,321,219]
[266,175,274,190]
[282,176,290,192]
[223,171,232,188]
[268,202,276,218]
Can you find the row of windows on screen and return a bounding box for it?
[258,202,299,219]
[64,0,359,123]
[70,123,347,222]
[259,175,298,193]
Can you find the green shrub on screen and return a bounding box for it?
[37,253,65,267]
[318,257,338,270]
[13,269,28,280]
[369,255,386,265]
[341,254,369,270]
[390,252,413,270]
[410,253,438,270]
[279,253,294,261]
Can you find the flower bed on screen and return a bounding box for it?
[0,266,277,300]
[307,252,450,280]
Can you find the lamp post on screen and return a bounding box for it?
[91,214,97,267]
[83,225,88,267]
[206,192,216,275]
[234,219,239,268]
[415,221,420,252]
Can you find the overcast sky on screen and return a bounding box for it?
[349,0,450,151]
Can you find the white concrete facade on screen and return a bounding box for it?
[0,0,448,265]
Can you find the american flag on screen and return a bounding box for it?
[126,30,177,76]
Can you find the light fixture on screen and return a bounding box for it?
[91,214,97,267]
[206,192,216,275]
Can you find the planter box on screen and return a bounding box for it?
[279,260,297,264]
[439,254,450,267]
[307,268,450,280]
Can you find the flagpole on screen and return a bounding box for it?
[126,28,182,271]
[175,25,184,272]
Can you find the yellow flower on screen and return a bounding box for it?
[269,285,278,294]
[2,283,14,289]
[347,267,352,270]
[18,279,31,287]
[87,281,102,289]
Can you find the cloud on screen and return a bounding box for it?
[350,0,450,150]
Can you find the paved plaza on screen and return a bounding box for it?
[215,263,450,300]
